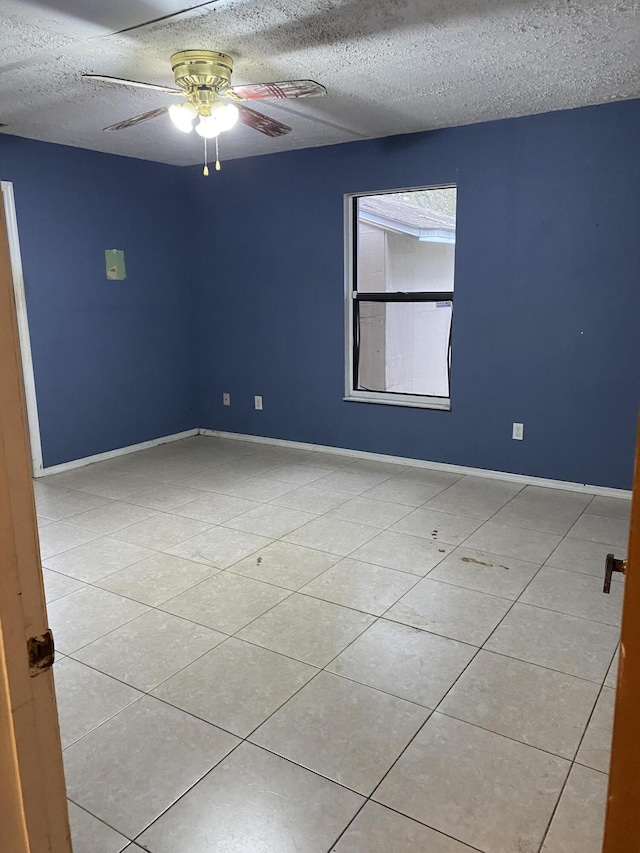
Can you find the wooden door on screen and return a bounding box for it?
[602,416,640,851]
[0,186,71,851]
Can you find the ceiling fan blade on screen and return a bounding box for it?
[237,105,291,137]
[103,107,169,132]
[83,74,182,95]
[232,80,326,100]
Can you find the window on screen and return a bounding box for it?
[345,185,456,410]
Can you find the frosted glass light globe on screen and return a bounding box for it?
[168,102,197,133]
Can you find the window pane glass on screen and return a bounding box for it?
[357,188,456,295]
[357,300,452,398]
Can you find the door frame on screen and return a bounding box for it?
[603,415,640,850]
[1,181,43,477]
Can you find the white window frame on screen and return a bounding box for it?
[343,185,455,411]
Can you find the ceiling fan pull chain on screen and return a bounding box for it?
[215,135,221,171]
[203,136,209,176]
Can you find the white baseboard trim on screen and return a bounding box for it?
[200,429,633,499]
[36,429,199,477]
[33,425,631,498]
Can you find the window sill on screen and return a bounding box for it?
[343,393,451,411]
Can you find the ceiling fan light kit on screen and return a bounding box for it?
[167,102,197,133]
[83,49,326,176]
[194,104,240,137]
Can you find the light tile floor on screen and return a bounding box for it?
[36,436,628,853]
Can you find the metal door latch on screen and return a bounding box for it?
[603,553,627,594]
[27,629,55,675]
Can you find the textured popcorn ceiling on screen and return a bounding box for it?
[0,0,638,165]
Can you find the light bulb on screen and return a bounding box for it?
[169,102,197,133]
[216,103,239,132]
[195,115,222,139]
[195,103,240,138]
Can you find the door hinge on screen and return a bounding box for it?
[603,553,627,594]
[27,629,55,675]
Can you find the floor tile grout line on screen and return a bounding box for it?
[224,564,456,748]
[46,506,298,587]
[571,640,618,762]
[60,471,622,532]
[342,657,485,842]
[149,459,398,498]
[55,589,164,657]
[60,548,386,700]
[43,461,460,542]
[66,796,137,848]
[324,801,370,852]
[65,797,133,848]
[58,492,624,544]
[129,737,248,846]
[424,708,590,763]
[487,512,617,852]
[63,570,299,659]
[76,612,608,832]
[43,532,455,594]
[128,738,372,850]
[571,761,610,777]
[536,673,612,852]
[46,509,629,576]
[64,593,610,737]
[535,769,573,853]
[359,497,600,845]
[293,575,423,616]
[461,645,615,686]
[58,503,163,536]
[507,592,622,629]
[60,529,450,841]
[53,452,619,583]
[328,499,557,848]
[53,508,621,683]
[327,798,487,853]
[44,541,183,587]
[38,441,634,507]
[41,472,629,579]
[66,609,468,730]
[64,603,379,751]
[49,474,463,607]
[63,651,580,853]
[62,667,359,849]
[51,550,620,666]
[324,502,621,678]
[61,657,244,747]
[48,441,622,850]
[371,488,553,627]
[42,523,197,575]
[44,554,220,601]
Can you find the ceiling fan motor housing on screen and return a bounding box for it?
[171,50,233,94]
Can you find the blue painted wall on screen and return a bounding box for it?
[192,99,640,489]
[0,135,199,466]
[3,99,639,486]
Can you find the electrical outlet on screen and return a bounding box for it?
[254,395,263,411]
[512,422,524,440]
[223,393,230,406]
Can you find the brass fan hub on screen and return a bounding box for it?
[170,50,233,93]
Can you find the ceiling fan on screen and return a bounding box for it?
[83,50,326,173]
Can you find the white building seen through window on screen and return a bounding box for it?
[345,186,457,410]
